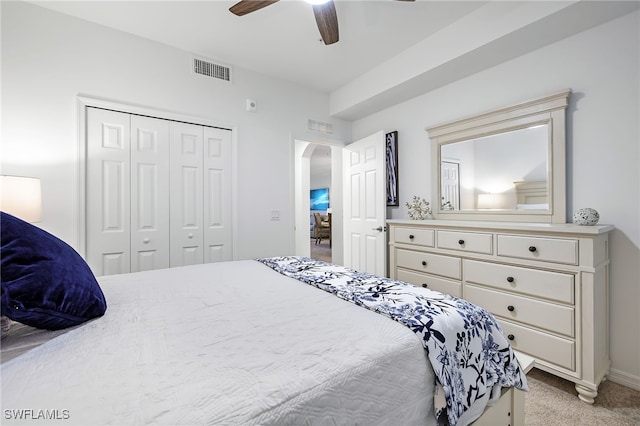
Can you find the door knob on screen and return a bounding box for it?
[143,238,150,244]
[372,226,386,232]
[188,233,194,239]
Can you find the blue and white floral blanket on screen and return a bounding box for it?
[257,256,528,426]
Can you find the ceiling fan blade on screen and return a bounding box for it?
[229,0,279,17]
[312,0,339,45]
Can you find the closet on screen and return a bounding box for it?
[86,107,232,276]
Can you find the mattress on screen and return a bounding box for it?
[1,260,436,425]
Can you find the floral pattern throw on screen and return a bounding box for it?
[257,256,528,426]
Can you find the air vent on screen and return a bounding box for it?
[308,119,333,134]
[193,58,232,82]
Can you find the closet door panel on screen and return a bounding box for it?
[170,122,204,267]
[131,115,170,272]
[86,108,131,276]
[203,127,233,262]
[86,104,234,275]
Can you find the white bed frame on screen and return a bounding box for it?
[474,352,535,425]
[514,180,548,205]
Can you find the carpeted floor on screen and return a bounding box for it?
[309,238,332,263]
[525,368,640,425]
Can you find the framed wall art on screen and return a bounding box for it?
[386,131,399,206]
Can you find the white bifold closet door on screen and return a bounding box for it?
[86,107,232,276]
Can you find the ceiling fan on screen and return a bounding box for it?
[229,0,415,46]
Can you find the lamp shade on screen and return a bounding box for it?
[0,175,42,222]
[477,193,504,210]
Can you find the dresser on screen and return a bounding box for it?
[388,219,614,403]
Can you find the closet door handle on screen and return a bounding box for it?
[188,233,194,239]
[143,238,150,244]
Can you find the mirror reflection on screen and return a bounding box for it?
[440,124,549,211]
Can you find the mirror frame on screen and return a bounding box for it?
[427,89,570,223]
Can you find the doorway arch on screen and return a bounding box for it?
[294,139,344,264]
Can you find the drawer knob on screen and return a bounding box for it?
[409,234,415,239]
[506,276,515,283]
[507,305,515,312]
[421,283,428,288]
[507,334,515,341]
[528,246,537,252]
[458,239,465,245]
[421,260,427,266]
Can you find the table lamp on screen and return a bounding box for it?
[0,175,42,222]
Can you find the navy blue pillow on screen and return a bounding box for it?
[1,212,107,330]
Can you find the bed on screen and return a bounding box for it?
[514,180,549,210]
[1,212,528,425]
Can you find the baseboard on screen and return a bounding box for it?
[606,368,640,391]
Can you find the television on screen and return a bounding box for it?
[310,188,329,211]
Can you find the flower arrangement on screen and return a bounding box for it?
[405,196,432,220]
[441,197,453,211]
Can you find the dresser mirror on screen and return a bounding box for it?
[427,90,570,223]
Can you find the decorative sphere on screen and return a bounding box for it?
[573,208,600,226]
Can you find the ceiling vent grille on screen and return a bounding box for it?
[193,58,231,82]
[308,119,333,134]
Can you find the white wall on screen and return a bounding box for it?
[353,11,640,388]
[1,1,351,261]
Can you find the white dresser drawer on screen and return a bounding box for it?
[393,227,435,247]
[395,248,461,280]
[396,268,462,298]
[497,234,578,265]
[465,285,574,337]
[464,260,575,304]
[499,319,575,371]
[437,230,493,254]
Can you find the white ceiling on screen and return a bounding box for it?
[27,0,486,94]
[26,0,640,121]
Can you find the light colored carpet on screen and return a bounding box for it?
[525,368,640,425]
[309,239,332,263]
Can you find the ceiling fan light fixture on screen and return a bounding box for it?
[230,0,340,45]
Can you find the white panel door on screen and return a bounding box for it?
[203,126,233,263]
[170,122,204,267]
[343,131,386,275]
[86,108,131,276]
[130,115,170,272]
[441,160,460,210]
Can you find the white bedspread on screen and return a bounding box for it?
[1,260,435,425]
